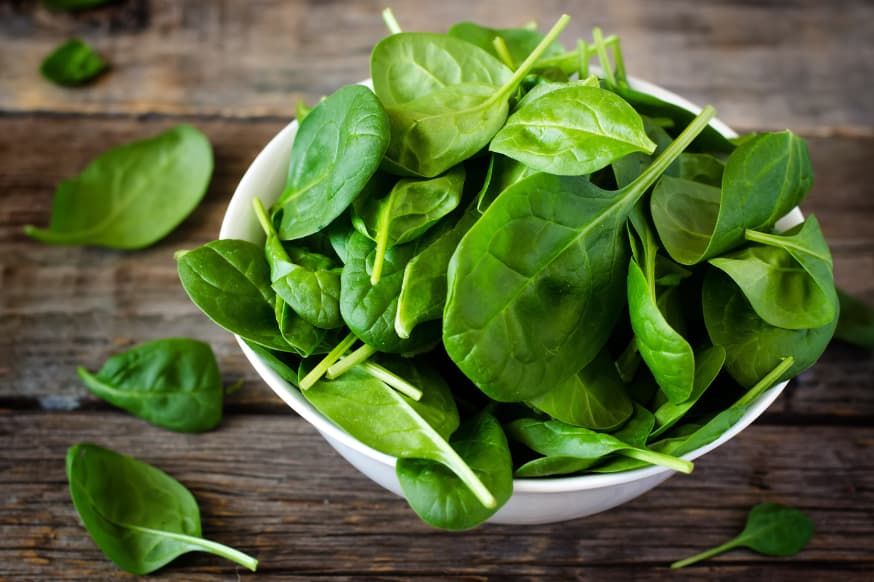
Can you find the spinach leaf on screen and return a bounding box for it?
[340,231,440,352]
[274,297,328,357]
[515,455,597,478]
[76,338,223,433]
[651,131,813,265]
[272,84,389,240]
[834,288,874,349]
[397,411,512,530]
[67,443,257,574]
[176,239,293,352]
[243,340,301,386]
[353,165,465,284]
[507,418,693,474]
[671,503,814,568]
[25,125,213,249]
[444,107,715,402]
[374,16,570,177]
[612,402,656,447]
[395,199,481,338]
[40,38,106,86]
[302,367,494,508]
[476,153,538,212]
[490,84,656,176]
[703,269,837,388]
[526,349,633,431]
[710,216,837,330]
[446,22,565,69]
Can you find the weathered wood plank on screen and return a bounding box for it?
[0,413,872,579]
[0,0,872,132]
[1,115,872,419]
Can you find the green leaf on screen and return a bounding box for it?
[444,107,716,402]
[66,443,257,575]
[651,131,813,265]
[274,297,328,357]
[475,154,537,212]
[834,288,874,349]
[710,216,836,330]
[176,239,293,352]
[76,339,223,433]
[672,503,814,568]
[40,38,106,86]
[397,411,512,530]
[490,84,656,176]
[25,125,212,249]
[272,85,389,240]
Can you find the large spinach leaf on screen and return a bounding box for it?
[25,125,213,249]
[272,84,389,240]
[77,338,223,433]
[67,443,257,574]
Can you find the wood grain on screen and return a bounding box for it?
[1,0,872,133]
[1,412,872,579]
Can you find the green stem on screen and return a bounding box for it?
[611,35,628,86]
[492,36,516,70]
[439,446,497,509]
[382,8,402,34]
[620,447,694,474]
[252,198,274,237]
[671,539,740,569]
[496,14,571,100]
[577,39,589,78]
[127,525,258,571]
[533,34,617,73]
[299,333,357,390]
[370,228,389,285]
[361,361,423,401]
[592,27,616,88]
[733,356,795,408]
[326,343,376,379]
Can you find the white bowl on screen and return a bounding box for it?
[220,77,801,525]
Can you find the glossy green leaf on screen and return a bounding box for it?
[176,240,292,352]
[515,455,596,478]
[490,84,656,176]
[710,217,836,330]
[444,108,715,402]
[40,38,106,86]
[703,269,837,388]
[66,443,257,575]
[612,402,656,447]
[651,131,813,265]
[476,153,537,212]
[274,297,327,357]
[526,349,633,431]
[672,503,814,568]
[272,84,389,240]
[25,125,213,249]
[834,288,874,349]
[397,411,512,530]
[76,339,223,433]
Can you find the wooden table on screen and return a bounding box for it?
[2,1,872,579]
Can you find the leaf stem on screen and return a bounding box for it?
[732,356,795,409]
[382,8,402,34]
[577,39,589,78]
[620,447,694,474]
[370,228,390,285]
[592,27,616,88]
[360,361,423,401]
[671,539,740,569]
[497,14,571,99]
[299,332,357,390]
[326,343,376,379]
[252,198,274,237]
[611,35,628,86]
[127,525,258,571]
[492,36,516,70]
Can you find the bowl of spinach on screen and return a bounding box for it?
[179,14,837,529]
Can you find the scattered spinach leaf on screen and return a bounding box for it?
[41,38,106,86]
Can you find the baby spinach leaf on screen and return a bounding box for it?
[446,22,565,69]
[340,232,441,352]
[612,402,656,447]
[526,349,633,431]
[176,239,293,352]
[834,288,874,349]
[303,367,495,508]
[353,165,466,284]
[703,269,837,388]
[651,131,813,265]
[476,154,537,212]
[444,107,715,402]
[490,84,656,176]
[611,116,674,188]
[397,411,512,530]
[515,455,595,478]
[40,38,106,86]
[66,443,257,575]
[76,338,223,433]
[375,15,570,177]
[25,125,213,249]
[710,216,836,330]
[274,297,327,357]
[507,418,693,474]
[395,199,481,338]
[272,84,389,240]
[671,503,814,568]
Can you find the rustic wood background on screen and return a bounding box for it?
[1,0,872,579]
